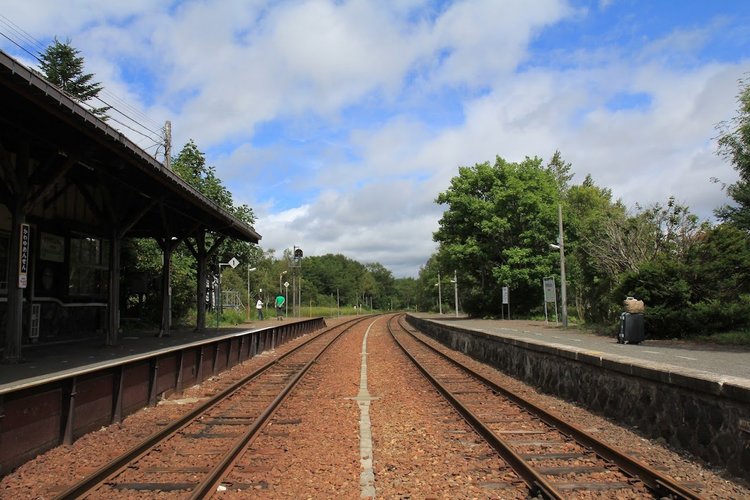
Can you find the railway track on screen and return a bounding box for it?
[54,317,370,499]
[388,314,705,499]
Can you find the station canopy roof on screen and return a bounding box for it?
[0,49,261,243]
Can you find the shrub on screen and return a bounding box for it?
[684,297,750,335]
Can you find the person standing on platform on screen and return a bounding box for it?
[256,298,264,320]
[275,294,285,320]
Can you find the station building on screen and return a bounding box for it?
[0,49,260,362]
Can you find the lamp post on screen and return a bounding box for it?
[217,257,239,328]
[549,203,568,328]
[279,270,287,294]
[246,266,257,321]
[451,270,459,317]
[435,270,443,314]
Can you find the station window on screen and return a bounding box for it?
[68,235,109,298]
[0,231,8,294]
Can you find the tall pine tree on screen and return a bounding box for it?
[39,38,110,118]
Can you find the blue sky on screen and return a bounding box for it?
[1,0,749,276]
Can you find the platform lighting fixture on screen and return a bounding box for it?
[217,257,239,329]
[549,203,568,328]
[434,270,442,315]
[450,270,458,317]
[246,266,257,321]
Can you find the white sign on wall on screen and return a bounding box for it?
[18,223,30,288]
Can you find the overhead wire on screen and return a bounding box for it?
[0,30,40,62]
[0,17,168,157]
[99,88,162,132]
[0,15,46,54]
[0,16,45,60]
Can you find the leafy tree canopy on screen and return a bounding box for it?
[716,77,750,229]
[433,155,560,315]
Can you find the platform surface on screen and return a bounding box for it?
[413,314,750,382]
[0,317,315,393]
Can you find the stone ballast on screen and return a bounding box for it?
[405,314,750,482]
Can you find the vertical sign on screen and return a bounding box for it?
[18,223,30,288]
[501,286,509,304]
[543,276,557,303]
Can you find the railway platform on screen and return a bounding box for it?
[411,314,750,381]
[0,317,315,393]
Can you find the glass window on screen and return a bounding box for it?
[69,235,109,298]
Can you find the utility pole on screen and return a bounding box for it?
[558,203,568,328]
[437,271,442,315]
[453,270,459,317]
[164,120,171,169]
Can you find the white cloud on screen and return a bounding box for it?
[2,1,747,278]
[430,0,569,87]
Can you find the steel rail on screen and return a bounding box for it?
[54,317,366,499]
[396,315,705,500]
[190,316,364,499]
[387,315,560,499]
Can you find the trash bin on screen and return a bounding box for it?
[618,296,645,344]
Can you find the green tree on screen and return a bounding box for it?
[687,224,750,301]
[546,149,574,194]
[415,254,447,312]
[301,253,367,306]
[39,38,110,117]
[563,175,626,321]
[393,277,418,310]
[365,262,396,309]
[716,78,750,229]
[172,141,235,209]
[121,140,259,328]
[434,155,560,316]
[581,198,699,285]
[173,140,257,326]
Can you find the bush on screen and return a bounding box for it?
[642,305,689,339]
[640,297,750,339]
[685,298,750,335]
[221,308,245,326]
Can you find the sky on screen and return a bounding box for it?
[1,0,749,277]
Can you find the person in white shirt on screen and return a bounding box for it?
[256,298,264,320]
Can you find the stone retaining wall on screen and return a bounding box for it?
[406,315,750,482]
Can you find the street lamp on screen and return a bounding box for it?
[217,257,239,328]
[246,266,257,321]
[451,270,458,317]
[549,203,568,328]
[435,270,442,315]
[279,270,287,294]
